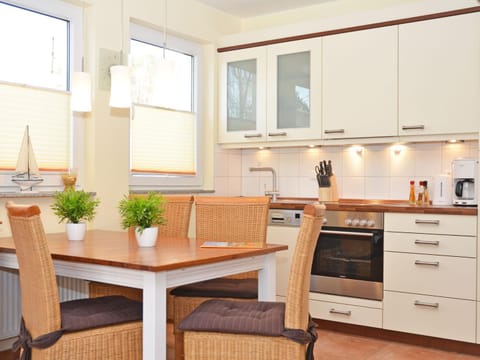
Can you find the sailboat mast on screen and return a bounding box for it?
[26,125,30,180]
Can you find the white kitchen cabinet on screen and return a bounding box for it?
[384,291,476,343]
[383,212,477,343]
[398,12,480,136]
[322,26,398,139]
[309,292,383,328]
[267,224,300,301]
[218,38,322,145]
[218,47,267,144]
[266,38,322,142]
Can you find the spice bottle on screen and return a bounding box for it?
[409,180,416,205]
[423,180,430,206]
[416,181,424,206]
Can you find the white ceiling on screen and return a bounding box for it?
[196,0,337,18]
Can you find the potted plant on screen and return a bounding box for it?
[51,189,100,241]
[118,192,166,247]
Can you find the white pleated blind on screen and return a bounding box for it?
[131,105,195,175]
[0,82,71,172]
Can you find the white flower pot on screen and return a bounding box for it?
[135,226,158,247]
[66,222,86,241]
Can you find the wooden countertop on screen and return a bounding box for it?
[270,198,478,215]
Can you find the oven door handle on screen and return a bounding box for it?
[321,230,375,237]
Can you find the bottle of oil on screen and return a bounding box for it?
[416,181,425,206]
[423,180,430,206]
[408,180,416,205]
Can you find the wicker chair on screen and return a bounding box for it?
[178,203,325,360]
[89,194,194,319]
[5,201,143,360]
[171,196,270,359]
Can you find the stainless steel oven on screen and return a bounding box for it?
[310,210,384,301]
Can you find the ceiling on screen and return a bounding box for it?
[196,0,337,18]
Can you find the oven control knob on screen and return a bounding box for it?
[352,219,360,226]
[323,217,328,225]
[367,220,376,227]
[359,219,367,226]
[344,218,352,226]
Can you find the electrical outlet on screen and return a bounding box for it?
[98,48,121,91]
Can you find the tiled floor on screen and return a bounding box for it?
[313,328,480,360]
[2,323,480,359]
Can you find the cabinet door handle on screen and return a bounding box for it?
[414,260,439,267]
[243,133,262,138]
[267,131,287,137]
[324,129,345,134]
[329,309,351,316]
[414,239,440,246]
[402,125,425,130]
[414,300,439,308]
[415,219,440,225]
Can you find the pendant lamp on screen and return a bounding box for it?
[109,0,131,108]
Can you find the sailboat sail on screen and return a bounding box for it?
[12,126,43,191]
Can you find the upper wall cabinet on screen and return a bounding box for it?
[322,26,398,139]
[266,38,322,142]
[398,13,480,136]
[218,47,267,144]
[218,38,322,144]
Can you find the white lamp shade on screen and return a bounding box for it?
[109,65,132,108]
[71,71,92,112]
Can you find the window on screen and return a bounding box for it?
[0,0,82,189]
[129,23,203,189]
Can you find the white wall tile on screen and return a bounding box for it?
[342,146,365,177]
[413,143,442,177]
[278,176,299,197]
[342,177,365,199]
[365,177,390,199]
[365,146,390,177]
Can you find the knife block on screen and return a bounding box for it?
[318,174,339,203]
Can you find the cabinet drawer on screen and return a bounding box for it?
[310,299,382,328]
[384,291,476,343]
[384,232,476,257]
[384,252,476,299]
[385,213,476,236]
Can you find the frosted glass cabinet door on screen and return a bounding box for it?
[266,38,322,141]
[218,47,267,144]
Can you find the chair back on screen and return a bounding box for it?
[194,196,270,244]
[159,195,194,237]
[284,203,325,331]
[5,201,61,339]
[128,194,193,238]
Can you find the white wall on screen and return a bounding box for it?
[214,141,479,201]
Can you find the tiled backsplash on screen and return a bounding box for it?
[214,141,479,200]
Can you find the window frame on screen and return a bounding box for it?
[0,0,83,191]
[129,22,204,190]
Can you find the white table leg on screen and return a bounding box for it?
[143,271,167,360]
[258,253,276,301]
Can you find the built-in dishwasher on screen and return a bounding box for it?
[267,209,304,301]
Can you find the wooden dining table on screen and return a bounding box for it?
[0,229,287,360]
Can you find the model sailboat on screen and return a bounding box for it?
[11,126,44,192]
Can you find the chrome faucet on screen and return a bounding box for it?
[249,167,279,202]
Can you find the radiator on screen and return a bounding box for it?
[0,270,89,341]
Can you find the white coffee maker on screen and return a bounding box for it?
[452,159,478,206]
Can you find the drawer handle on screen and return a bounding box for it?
[244,133,262,138]
[402,125,425,130]
[414,300,439,308]
[415,219,440,225]
[414,260,439,267]
[414,239,440,246]
[324,129,345,134]
[268,131,287,137]
[329,309,351,316]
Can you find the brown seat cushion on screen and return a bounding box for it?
[61,295,142,332]
[178,299,284,336]
[171,278,258,299]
